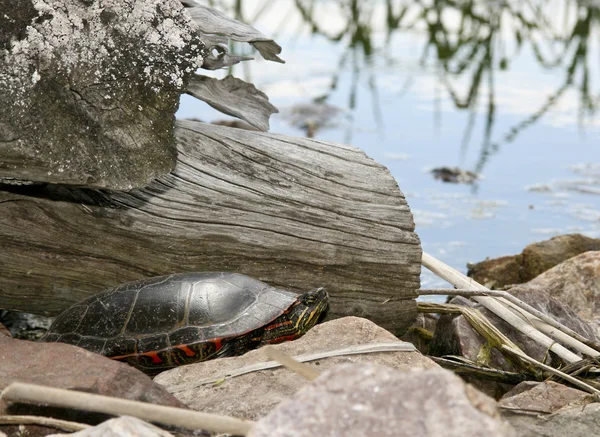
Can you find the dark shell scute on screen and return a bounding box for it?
[188,276,261,326]
[137,334,170,355]
[75,289,137,337]
[124,278,187,335]
[104,337,137,357]
[168,326,204,347]
[76,336,108,354]
[48,304,88,335]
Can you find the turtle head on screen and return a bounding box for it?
[293,287,328,333]
[260,287,328,345]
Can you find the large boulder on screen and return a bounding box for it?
[249,364,515,437]
[154,317,438,420]
[467,234,600,289]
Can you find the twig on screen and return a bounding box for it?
[419,288,600,356]
[501,345,600,396]
[0,383,254,436]
[263,346,320,381]
[429,356,530,385]
[165,342,416,393]
[0,415,90,432]
[421,252,582,363]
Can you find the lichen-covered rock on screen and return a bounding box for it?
[0,309,54,339]
[0,0,206,190]
[249,364,515,437]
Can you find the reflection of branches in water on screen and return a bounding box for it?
[399,0,599,173]
[475,3,600,170]
[200,0,598,169]
[293,0,385,142]
[292,0,599,165]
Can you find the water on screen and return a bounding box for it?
[179,0,600,291]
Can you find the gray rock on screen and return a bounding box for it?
[0,309,54,340]
[0,335,187,435]
[154,317,438,421]
[504,402,600,437]
[400,313,438,354]
[499,381,590,414]
[0,322,9,337]
[249,364,515,437]
[47,417,175,437]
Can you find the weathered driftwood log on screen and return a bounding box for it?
[0,0,421,334]
[0,120,421,334]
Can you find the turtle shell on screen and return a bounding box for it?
[40,272,301,373]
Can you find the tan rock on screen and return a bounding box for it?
[524,251,600,326]
[154,317,438,420]
[249,364,515,437]
[499,381,589,414]
[504,403,600,437]
[0,336,187,436]
[467,234,600,289]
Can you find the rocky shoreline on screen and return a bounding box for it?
[1,234,600,436]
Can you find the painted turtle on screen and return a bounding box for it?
[40,272,328,374]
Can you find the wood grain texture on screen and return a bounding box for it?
[187,75,278,131]
[0,121,421,334]
[185,4,284,63]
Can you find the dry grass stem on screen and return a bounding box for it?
[0,415,90,432]
[420,288,600,356]
[0,383,255,436]
[421,252,582,363]
[166,342,416,393]
[501,345,600,396]
[263,346,321,381]
[418,302,540,376]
